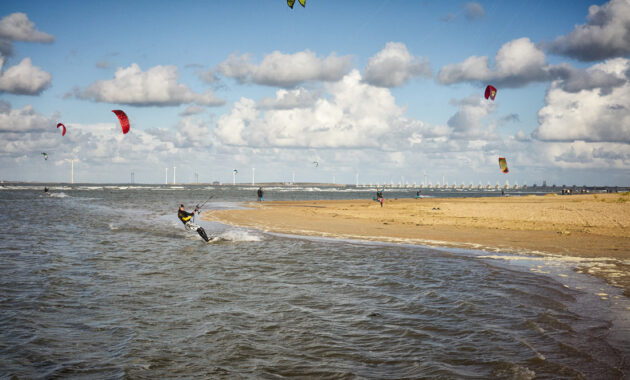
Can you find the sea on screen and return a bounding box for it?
[1,184,629,379]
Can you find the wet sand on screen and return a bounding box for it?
[204,193,630,295]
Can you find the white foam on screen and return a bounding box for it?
[213,229,262,242]
[48,192,69,198]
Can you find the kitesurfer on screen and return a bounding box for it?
[376,188,384,207]
[257,187,264,201]
[178,204,210,242]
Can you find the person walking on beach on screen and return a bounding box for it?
[257,187,264,201]
[177,204,210,242]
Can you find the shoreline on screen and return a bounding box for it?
[203,194,630,295]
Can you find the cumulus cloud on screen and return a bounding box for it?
[362,42,432,87]
[76,63,224,107]
[0,57,52,95]
[533,58,630,143]
[0,13,53,96]
[257,87,321,110]
[0,13,54,43]
[447,94,498,139]
[552,61,628,95]
[173,116,213,148]
[438,38,551,87]
[0,103,56,133]
[213,50,353,88]
[515,130,530,141]
[437,36,629,93]
[545,0,630,61]
[544,141,630,168]
[215,70,431,150]
[465,2,485,20]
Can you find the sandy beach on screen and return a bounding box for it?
[204,193,630,294]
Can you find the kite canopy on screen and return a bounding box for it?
[287,0,305,8]
[112,110,130,134]
[498,157,509,173]
[41,152,48,160]
[56,123,66,136]
[312,161,318,167]
[485,85,497,101]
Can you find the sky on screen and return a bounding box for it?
[0,0,629,186]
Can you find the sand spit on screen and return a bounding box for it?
[203,193,630,294]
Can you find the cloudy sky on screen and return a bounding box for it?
[1,0,629,185]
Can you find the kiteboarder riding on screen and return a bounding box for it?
[178,204,210,242]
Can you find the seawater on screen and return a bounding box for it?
[0,185,628,379]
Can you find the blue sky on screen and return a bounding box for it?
[1,0,629,185]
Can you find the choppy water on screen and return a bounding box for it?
[1,185,629,379]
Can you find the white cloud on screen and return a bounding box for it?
[542,141,630,169]
[362,42,431,87]
[515,130,530,141]
[257,87,321,109]
[0,13,54,43]
[0,103,56,133]
[447,95,498,139]
[77,63,224,107]
[173,116,213,148]
[214,50,353,88]
[215,70,431,150]
[438,38,551,87]
[465,2,485,20]
[534,58,630,143]
[437,36,629,93]
[555,63,628,95]
[0,14,53,96]
[0,57,52,95]
[546,0,630,61]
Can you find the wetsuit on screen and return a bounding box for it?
[178,209,210,242]
[257,188,264,201]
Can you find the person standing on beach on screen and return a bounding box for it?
[376,188,384,207]
[257,187,264,201]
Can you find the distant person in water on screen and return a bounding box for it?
[376,188,384,207]
[44,187,49,193]
[257,187,264,201]
[177,204,209,242]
